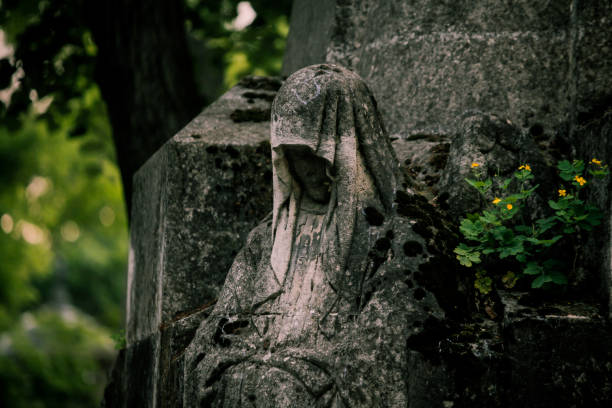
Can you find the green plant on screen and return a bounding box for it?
[111,328,126,350]
[455,159,609,293]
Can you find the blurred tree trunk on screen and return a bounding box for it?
[87,0,202,217]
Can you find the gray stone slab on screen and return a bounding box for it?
[575,0,612,112]
[500,292,612,407]
[361,0,572,33]
[283,0,576,139]
[102,333,160,408]
[574,107,612,317]
[281,0,335,75]
[356,30,570,138]
[126,77,280,344]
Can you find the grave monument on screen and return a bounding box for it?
[104,1,612,407]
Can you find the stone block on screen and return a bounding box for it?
[283,0,576,138]
[575,0,612,112]
[281,0,335,75]
[126,77,280,344]
[574,106,612,316]
[102,333,160,408]
[501,292,612,407]
[356,29,570,138]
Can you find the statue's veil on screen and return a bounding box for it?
[270,64,401,300]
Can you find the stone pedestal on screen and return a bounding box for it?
[126,77,280,344]
[104,77,281,407]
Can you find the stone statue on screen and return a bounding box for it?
[183,64,460,407]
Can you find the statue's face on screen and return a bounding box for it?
[284,145,332,203]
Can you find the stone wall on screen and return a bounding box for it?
[283,0,612,142]
[283,0,612,316]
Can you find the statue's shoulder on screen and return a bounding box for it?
[243,212,274,257]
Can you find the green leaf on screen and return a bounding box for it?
[499,240,524,258]
[585,210,603,226]
[557,160,573,172]
[548,199,569,210]
[549,271,568,285]
[465,178,479,190]
[474,270,493,294]
[531,274,552,288]
[454,244,482,267]
[536,216,557,234]
[459,218,484,240]
[483,178,492,191]
[514,225,532,234]
[526,235,562,247]
[480,211,499,225]
[524,262,543,275]
[501,177,512,190]
[572,160,585,173]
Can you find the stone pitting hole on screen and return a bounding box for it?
[529,123,544,137]
[212,318,249,347]
[230,108,271,123]
[414,287,426,300]
[403,240,423,257]
[364,206,384,226]
[412,222,433,240]
[374,237,391,251]
[243,91,275,102]
[226,146,240,158]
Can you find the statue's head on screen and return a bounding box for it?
[271,63,400,214]
[269,64,402,292]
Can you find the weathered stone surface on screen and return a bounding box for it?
[109,0,612,403]
[102,334,160,408]
[283,0,611,143]
[182,64,466,407]
[281,0,335,73]
[392,135,451,198]
[499,292,612,407]
[106,77,281,407]
[575,1,612,117]
[574,105,612,317]
[126,77,279,345]
[437,112,552,221]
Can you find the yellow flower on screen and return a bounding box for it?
[471,162,480,168]
[574,175,586,186]
[558,189,566,197]
[492,198,501,205]
[518,164,531,171]
[591,158,602,166]
[506,204,513,210]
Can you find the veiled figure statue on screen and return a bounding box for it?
[184,64,458,407]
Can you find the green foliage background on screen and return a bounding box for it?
[0,0,290,405]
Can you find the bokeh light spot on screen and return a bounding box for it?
[99,206,115,227]
[25,176,51,201]
[61,221,80,242]
[1,213,14,233]
[20,221,46,244]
